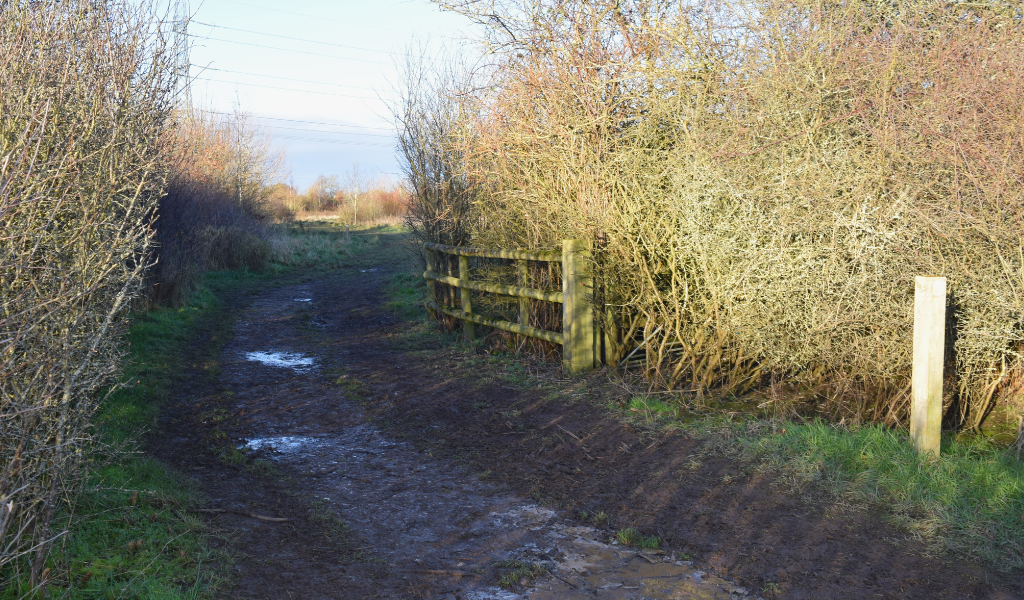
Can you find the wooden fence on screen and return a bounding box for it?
[423,242,949,456]
[422,239,596,374]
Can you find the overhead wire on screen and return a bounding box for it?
[191,76,379,99]
[269,134,393,147]
[262,124,393,138]
[213,0,396,32]
[195,109,395,132]
[194,66,379,93]
[191,20,392,55]
[185,6,399,150]
[187,33,390,65]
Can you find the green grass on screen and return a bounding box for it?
[273,220,403,270]
[492,559,549,590]
[382,271,426,321]
[615,527,661,549]
[676,417,1024,570]
[626,395,676,418]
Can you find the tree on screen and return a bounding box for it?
[306,175,341,212]
[345,165,370,225]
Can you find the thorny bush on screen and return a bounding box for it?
[436,0,1024,440]
[0,0,176,587]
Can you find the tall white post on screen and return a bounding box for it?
[911,276,946,458]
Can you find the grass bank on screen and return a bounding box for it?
[5,221,375,599]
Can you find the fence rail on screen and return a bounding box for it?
[423,242,561,262]
[423,239,595,373]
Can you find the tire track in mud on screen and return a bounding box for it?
[212,271,753,599]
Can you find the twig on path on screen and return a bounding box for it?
[555,424,582,442]
[555,424,596,460]
[248,513,291,522]
[415,569,475,577]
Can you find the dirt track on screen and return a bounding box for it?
[153,232,1024,599]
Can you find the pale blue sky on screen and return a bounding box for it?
[180,0,473,190]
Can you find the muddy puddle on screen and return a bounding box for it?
[245,417,754,599]
[243,350,315,372]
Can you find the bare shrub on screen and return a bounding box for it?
[151,108,286,304]
[391,45,480,330]
[304,175,342,213]
[392,45,476,248]
[441,0,1024,432]
[0,0,176,584]
[266,182,299,221]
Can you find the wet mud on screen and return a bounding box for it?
[189,274,747,598]
[153,237,1024,599]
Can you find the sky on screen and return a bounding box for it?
[178,0,475,191]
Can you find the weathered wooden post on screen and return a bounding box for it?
[459,254,474,342]
[517,259,529,327]
[562,239,594,374]
[911,276,946,458]
[424,248,438,321]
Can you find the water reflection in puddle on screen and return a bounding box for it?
[243,436,319,453]
[294,298,312,302]
[244,351,314,372]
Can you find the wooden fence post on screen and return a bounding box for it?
[424,248,438,321]
[562,239,594,374]
[459,254,474,342]
[912,276,946,458]
[517,259,529,327]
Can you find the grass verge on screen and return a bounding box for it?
[7,283,239,599]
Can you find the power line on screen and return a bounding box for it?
[192,76,380,100]
[270,134,393,147]
[187,33,390,65]
[191,20,391,55]
[262,124,393,138]
[196,109,395,132]
[214,0,396,33]
[195,66,378,93]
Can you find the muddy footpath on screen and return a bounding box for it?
[152,235,1024,600]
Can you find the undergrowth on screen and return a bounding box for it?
[492,559,548,591]
[615,527,661,549]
